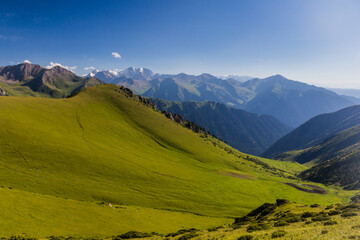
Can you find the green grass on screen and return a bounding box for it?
[0,187,229,237]
[0,81,46,97]
[153,202,360,240]
[0,84,355,237]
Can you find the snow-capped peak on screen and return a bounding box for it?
[85,67,154,82]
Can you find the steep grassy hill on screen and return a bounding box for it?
[264,105,360,158]
[0,85,353,237]
[150,98,292,155]
[0,63,102,97]
[298,125,360,189]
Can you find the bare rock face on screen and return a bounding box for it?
[0,63,44,82]
[161,110,207,134]
[0,88,8,96]
[0,63,103,98]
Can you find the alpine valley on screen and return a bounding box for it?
[0,63,359,240]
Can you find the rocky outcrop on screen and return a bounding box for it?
[0,63,103,98]
[0,88,8,96]
[161,110,209,134]
[0,63,44,82]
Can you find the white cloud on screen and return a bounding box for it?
[84,66,96,70]
[46,62,77,72]
[23,60,31,64]
[112,52,121,58]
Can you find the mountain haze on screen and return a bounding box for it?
[264,105,360,158]
[151,98,292,155]
[241,75,354,127]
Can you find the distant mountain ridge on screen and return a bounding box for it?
[87,68,356,127]
[0,63,102,97]
[240,75,354,127]
[217,75,254,82]
[297,125,360,190]
[328,88,360,98]
[151,98,292,155]
[263,104,360,158]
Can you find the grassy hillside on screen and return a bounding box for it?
[130,200,360,240]
[150,98,291,155]
[0,187,228,237]
[298,125,360,189]
[0,85,354,237]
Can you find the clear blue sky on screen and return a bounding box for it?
[1,0,360,88]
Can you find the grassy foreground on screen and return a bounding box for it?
[0,85,356,237]
[129,200,360,240]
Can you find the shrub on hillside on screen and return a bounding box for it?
[113,231,152,239]
[341,212,358,218]
[247,203,277,217]
[238,235,254,240]
[328,210,340,216]
[9,237,37,240]
[274,221,289,227]
[352,225,360,229]
[234,216,251,224]
[247,223,269,232]
[177,233,198,240]
[207,226,223,232]
[166,228,197,237]
[276,199,289,206]
[325,204,334,209]
[311,213,330,222]
[284,214,302,223]
[271,230,287,238]
[301,212,315,218]
[324,220,337,226]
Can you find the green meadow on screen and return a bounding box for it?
[0,85,355,237]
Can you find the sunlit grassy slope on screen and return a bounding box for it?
[0,85,354,236]
[0,187,228,237]
[145,201,360,240]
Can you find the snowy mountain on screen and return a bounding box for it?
[86,67,153,82]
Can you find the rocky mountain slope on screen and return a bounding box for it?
[0,63,103,97]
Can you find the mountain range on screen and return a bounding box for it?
[151,98,292,155]
[0,63,359,237]
[90,68,356,127]
[0,82,342,237]
[0,63,102,97]
[264,105,360,158]
[261,104,360,190]
[299,125,360,190]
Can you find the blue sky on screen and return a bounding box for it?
[1,0,360,88]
